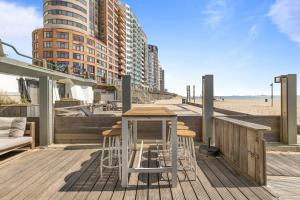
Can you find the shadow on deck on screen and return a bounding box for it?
[0,147,277,200]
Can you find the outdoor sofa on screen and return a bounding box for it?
[0,117,35,155]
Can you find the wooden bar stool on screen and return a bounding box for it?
[100,129,122,178]
[177,129,197,177]
[168,121,185,126]
[113,122,134,152]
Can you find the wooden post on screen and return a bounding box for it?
[0,39,5,57]
[193,85,195,103]
[280,74,297,144]
[270,83,273,107]
[202,75,214,144]
[39,76,54,146]
[122,75,131,113]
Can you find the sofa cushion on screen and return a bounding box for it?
[0,117,27,137]
[0,137,32,152]
[0,118,14,137]
[9,118,27,137]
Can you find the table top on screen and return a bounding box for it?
[122,107,177,117]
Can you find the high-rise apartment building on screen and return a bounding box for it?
[123,4,148,88]
[147,44,160,91]
[32,0,126,85]
[160,68,165,92]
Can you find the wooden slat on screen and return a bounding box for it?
[123,107,177,117]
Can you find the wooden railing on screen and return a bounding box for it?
[214,116,271,185]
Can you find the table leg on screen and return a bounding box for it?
[162,120,166,149]
[121,118,129,187]
[171,117,178,187]
[133,120,137,150]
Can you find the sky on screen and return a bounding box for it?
[1,0,300,96]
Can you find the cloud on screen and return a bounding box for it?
[268,0,300,44]
[0,1,42,60]
[248,24,258,41]
[202,0,233,28]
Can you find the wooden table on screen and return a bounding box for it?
[121,107,178,187]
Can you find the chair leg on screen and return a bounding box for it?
[117,136,121,178]
[108,137,112,166]
[100,136,106,178]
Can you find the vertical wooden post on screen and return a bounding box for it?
[39,76,54,146]
[280,74,297,144]
[202,75,214,144]
[0,39,5,57]
[122,75,131,113]
[193,85,195,103]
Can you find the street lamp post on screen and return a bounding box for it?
[270,83,273,107]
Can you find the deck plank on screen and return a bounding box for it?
[123,150,140,200]
[0,148,280,200]
[204,157,248,200]
[50,150,101,200]
[0,150,66,199]
[156,151,172,200]
[218,157,277,200]
[163,152,185,200]
[197,156,236,200]
[15,150,81,200]
[136,150,149,200]
[35,150,94,200]
[147,149,161,200]
[179,158,210,200]
[211,158,261,200]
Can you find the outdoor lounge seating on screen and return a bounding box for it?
[0,117,35,155]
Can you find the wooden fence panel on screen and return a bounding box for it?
[214,117,270,185]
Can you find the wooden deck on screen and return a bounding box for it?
[0,147,277,200]
[267,152,300,200]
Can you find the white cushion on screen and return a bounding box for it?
[0,118,14,137]
[0,117,27,137]
[0,137,32,151]
[9,118,27,137]
[0,130,10,137]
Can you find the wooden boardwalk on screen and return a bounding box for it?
[267,152,300,200]
[0,148,277,200]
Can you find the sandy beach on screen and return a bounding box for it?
[195,98,300,124]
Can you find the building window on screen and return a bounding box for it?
[72,43,84,52]
[33,52,38,59]
[73,34,84,42]
[87,56,95,63]
[33,33,38,40]
[73,53,84,60]
[87,65,95,74]
[33,43,38,50]
[45,1,87,14]
[46,10,87,23]
[87,38,95,46]
[97,59,107,68]
[56,41,69,49]
[87,47,95,55]
[96,51,107,60]
[43,31,53,38]
[56,51,69,58]
[108,57,113,63]
[73,62,84,74]
[56,61,69,67]
[56,32,69,39]
[45,19,87,31]
[43,41,53,48]
[43,51,53,58]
